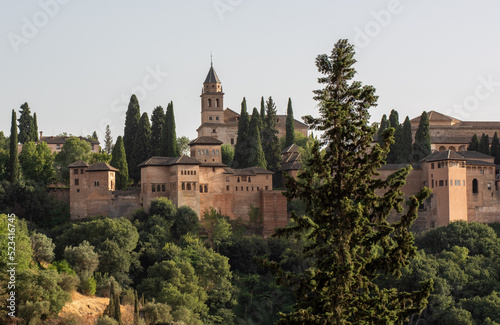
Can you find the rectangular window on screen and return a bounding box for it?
[432,179,434,188]
[463,180,465,186]
[257,187,260,191]
[216,116,219,120]
[450,179,453,186]
[241,187,243,191]
[162,184,166,192]
[80,169,84,174]
[209,116,213,120]
[76,189,80,193]
[488,183,492,190]
[231,138,234,145]
[226,176,230,182]
[235,187,238,191]
[431,163,434,169]
[439,180,444,187]
[480,169,484,174]
[247,187,249,191]
[182,182,185,190]
[445,180,448,186]
[455,180,460,186]
[226,186,229,191]
[73,169,78,175]
[152,184,156,192]
[92,145,95,151]
[75,178,79,186]
[265,186,269,190]
[252,187,254,191]
[94,180,99,187]
[56,144,61,150]
[204,185,208,193]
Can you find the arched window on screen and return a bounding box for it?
[449,146,456,151]
[439,146,446,151]
[204,185,208,192]
[473,178,479,194]
[215,98,219,107]
[459,145,466,151]
[208,98,212,107]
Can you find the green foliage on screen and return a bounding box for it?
[19,141,57,184]
[18,102,36,144]
[398,116,413,163]
[468,133,480,151]
[177,136,191,156]
[104,281,122,324]
[221,143,234,166]
[386,109,400,163]
[412,111,432,161]
[54,137,91,184]
[491,132,500,164]
[80,276,97,296]
[89,152,112,164]
[123,94,141,182]
[9,109,19,182]
[272,39,432,323]
[202,208,232,250]
[110,136,128,190]
[161,101,179,157]
[233,98,250,168]
[132,112,152,181]
[247,107,267,168]
[0,214,32,271]
[377,114,389,146]
[262,96,281,174]
[285,97,295,147]
[33,112,39,142]
[97,315,120,325]
[142,302,173,324]
[479,133,491,155]
[64,240,99,281]
[260,96,266,122]
[31,232,55,264]
[150,106,165,156]
[104,124,113,154]
[0,147,9,182]
[51,260,76,275]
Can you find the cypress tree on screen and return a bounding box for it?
[285,98,295,147]
[150,106,165,156]
[133,113,152,180]
[491,132,500,164]
[91,131,99,142]
[161,102,179,157]
[32,112,39,141]
[104,125,113,154]
[262,96,281,174]
[412,111,431,161]
[478,133,490,155]
[133,290,139,325]
[377,114,389,146]
[104,281,116,319]
[271,39,432,324]
[9,110,20,182]
[114,289,122,325]
[247,108,266,168]
[468,134,480,151]
[397,116,412,163]
[18,102,34,144]
[123,95,141,181]
[260,96,266,122]
[232,98,250,168]
[388,109,399,130]
[386,109,400,164]
[110,136,129,190]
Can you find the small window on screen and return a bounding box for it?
[226,186,229,191]
[252,187,254,191]
[212,149,215,155]
[455,180,460,186]
[208,98,212,107]
[432,179,434,188]
[247,187,249,191]
[182,182,185,191]
[215,98,219,107]
[194,171,196,175]
[480,169,484,174]
[431,163,434,169]
[94,181,99,187]
[75,178,79,186]
[473,179,478,194]
[212,129,216,133]
[463,180,465,186]
[162,184,166,192]
[187,183,191,191]
[248,177,251,183]
[152,184,156,192]
[265,186,269,190]
[198,149,201,155]
[56,144,61,150]
[488,183,492,190]
[237,177,240,183]
[450,179,453,186]
[157,184,161,192]
[241,187,243,191]
[200,185,203,192]
[231,138,234,145]
[80,169,84,174]
[73,169,78,175]
[445,180,448,186]
[209,116,213,121]
[76,189,80,193]
[204,185,208,192]
[226,176,230,182]
[439,180,444,187]
[236,187,238,191]
[257,187,260,191]
[92,145,95,151]
[181,170,184,175]
[216,149,219,155]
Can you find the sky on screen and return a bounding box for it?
[2,0,500,142]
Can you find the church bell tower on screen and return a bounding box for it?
[200,61,224,126]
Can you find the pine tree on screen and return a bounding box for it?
[133,290,139,325]
[161,102,179,157]
[232,98,250,168]
[377,114,389,146]
[104,125,113,154]
[285,98,295,148]
[468,134,480,151]
[386,109,400,164]
[262,96,281,174]
[272,39,432,324]
[247,108,266,168]
[9,110,20,182]
[133,113,152,179]
[123,95,141,182]
[479,133,490,155]
[412,111,431,161]
[150,106,165,156]
[18,102,35,144]
[397,116,413,163]
[32,112,39,141]
[491,132,500,164]
[110,136,129,190]
[91,131,99,142]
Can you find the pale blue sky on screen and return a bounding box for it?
[2,0,500,141]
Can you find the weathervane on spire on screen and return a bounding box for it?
[210,52,213,66]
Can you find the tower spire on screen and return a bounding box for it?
[210,52,213,66]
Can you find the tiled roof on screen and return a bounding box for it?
[430,136,472,144]
[277,115,308,129]
[86,162,119,172]
[224,167,274,176]
[281,144,300,154]
[189,136,223,146]
[199,162,227,167]
[204,65,221,84]
[465,159,496,166]
[410,110,461,124]
[379,163,422,170]
[420,150,465,162]
[138,155,202,167]
[68,160,89,168]
[280,152,302,171]
[456,151,494,159]
[40,136,99,145]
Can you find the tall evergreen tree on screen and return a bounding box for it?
[260,96,266,122]
[388,109,399,130]
[468,134,480,152]
[272,39,432,324]
[285,98,295,148]
[478,133,490,155]
[123,95,141,181]
[91,131,99,142]
[18,102,35,144]
[9,110,20,182]
[377,114,389,146]
[386,109,400,164]
[110,136,129,190]
[104,125,113,154]
[397,116,413,163]
[150,106,165,156]
[133,113,152,180]
[232,98,250,168]
[161,102,179,157]
[412,111,431,161]
[134,290,139,325]
[247,108,266,168]
[262,96,281,174]
[491,132,500,164]
[32,112,39,141]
